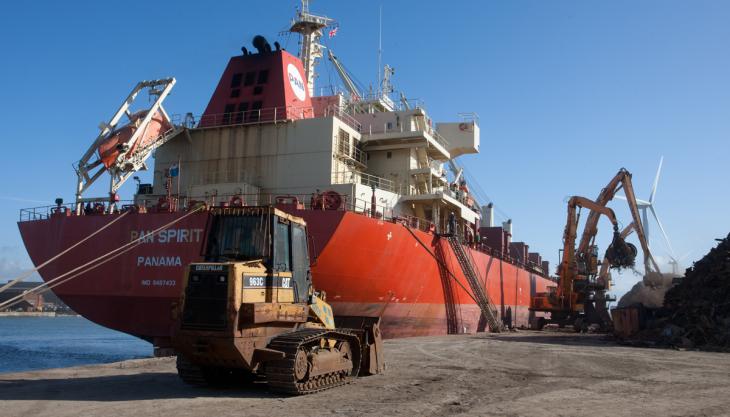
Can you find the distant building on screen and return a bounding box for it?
[0,282,72,313]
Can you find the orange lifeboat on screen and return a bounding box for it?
[97,110,171,169]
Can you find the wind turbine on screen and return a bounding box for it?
[617,156,676,267]
[668,250,693,275]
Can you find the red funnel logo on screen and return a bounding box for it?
[287,64,306,101]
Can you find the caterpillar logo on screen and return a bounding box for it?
[287,63,306,101]
[193,264,225,272]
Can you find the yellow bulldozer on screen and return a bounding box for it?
[171,206,384,394]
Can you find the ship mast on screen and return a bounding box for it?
[289,0,334,97]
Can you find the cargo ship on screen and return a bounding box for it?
[17,2,554,351]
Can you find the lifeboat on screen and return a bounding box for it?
[97,110,171,169]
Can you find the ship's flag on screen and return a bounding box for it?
[328,26,338,38]
[169,164,179,177]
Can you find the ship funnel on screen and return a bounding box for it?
[252,35,272,54]
[502,219,513,243]
[481,203,494,227]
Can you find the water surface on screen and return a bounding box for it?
[0,316,151,373]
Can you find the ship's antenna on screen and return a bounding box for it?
[289,0,334,97]
[377,4,382,94]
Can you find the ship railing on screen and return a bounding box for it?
[323,105,362,132]
[18,200,138,221]
[451,234,550,278]
[331,170,395,193]
[170,105,316,129]
[335,137,367,167]
[360,121,450,150]
[168,104,363,133]
[430,130,450,149]
[17,197,548,277]
[19,205,70,221]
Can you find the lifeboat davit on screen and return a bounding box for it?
[97,110,171,169]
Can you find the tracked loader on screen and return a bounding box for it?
[171,206,384,394]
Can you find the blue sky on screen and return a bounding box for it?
[0,1,728,298]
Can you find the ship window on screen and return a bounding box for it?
[338,129,350,155]
[236,102,249,123]
[257,70,269,84]
[223,104,235,125]
[250,101,263,122]
[230,73,242,88]
[230,89,240,98]
[244,71,256,86]
[387,151,392,159]
[253,86,263,95]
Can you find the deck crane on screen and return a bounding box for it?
[531,168,660,331]
[327,49,360,101]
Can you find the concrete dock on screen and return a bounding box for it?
[1,331,729,417]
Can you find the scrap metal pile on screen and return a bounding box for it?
[616,233,730,351]
[661,232,730,350]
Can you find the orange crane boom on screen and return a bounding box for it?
[531,168,658,331]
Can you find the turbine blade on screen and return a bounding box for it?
[614,194,627,201]
[649,156,663,203]
[649,205,675,258]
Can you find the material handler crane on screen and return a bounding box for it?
[531,169,660,331]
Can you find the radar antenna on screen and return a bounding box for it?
[289,0,334,97]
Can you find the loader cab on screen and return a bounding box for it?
[201,206,312,303]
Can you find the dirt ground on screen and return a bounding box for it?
[2,331,729,417]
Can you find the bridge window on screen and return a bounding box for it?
[223,104,235,124]
[230,73,242,88]
[257,70,269,84]
[244,71,256,86]
[235,102,249,123]
[338,129,350,154]
[249,101,263,122]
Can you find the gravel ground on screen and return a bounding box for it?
[1,331,729,417]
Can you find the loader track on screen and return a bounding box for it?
[264,328,361,395]
[176,355,208,386]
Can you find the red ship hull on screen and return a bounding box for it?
[18,209,552,341]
